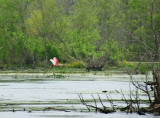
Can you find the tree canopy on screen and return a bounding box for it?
[0,0,160,69]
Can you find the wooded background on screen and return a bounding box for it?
[0,0,160,68]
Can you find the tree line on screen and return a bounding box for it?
[0,0,160,68]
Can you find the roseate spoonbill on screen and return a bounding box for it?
[50,57,59,67]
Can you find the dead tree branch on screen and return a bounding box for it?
[78,93,115,114]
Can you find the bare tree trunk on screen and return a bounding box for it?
[153,70,160,103]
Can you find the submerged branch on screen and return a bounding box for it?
[78,93,115,114]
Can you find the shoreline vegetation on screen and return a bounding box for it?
[0,61,160,73]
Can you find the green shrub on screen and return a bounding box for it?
[123,60,135,68]
[138,63,152,74]
[66,61,84,68]
[154,62,160,70]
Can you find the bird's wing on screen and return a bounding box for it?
[50,59,55,65]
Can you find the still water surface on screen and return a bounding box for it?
[0,72,158,118]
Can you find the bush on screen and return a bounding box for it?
[123,60,135,68]
[66,61,84,68]
[138,63,152,74]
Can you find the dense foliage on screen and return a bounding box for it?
[0,0,160,68]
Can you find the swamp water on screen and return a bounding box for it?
[0,72,159,118]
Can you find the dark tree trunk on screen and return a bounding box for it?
[86,48,112,71]
[153,70,160,103]
[86,53,110,71]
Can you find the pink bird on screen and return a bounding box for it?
[50,57,59,67]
